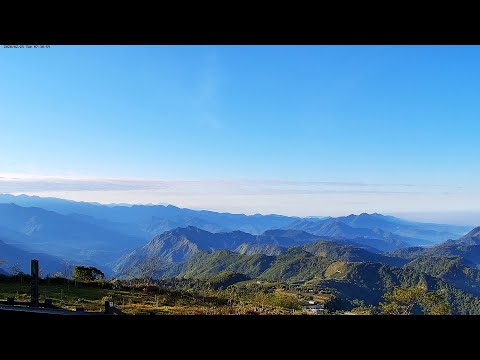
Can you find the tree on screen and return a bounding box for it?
[61,260,72,279]
[10,262,26,283]
[124,257,161,286]
[0,259,7,275]
[380,286,450,315]
[136,257,160,285]
[73,266,105,282]
[121,264,137,287]
[351,305,376,315]
[10,263,21,276]
[421,290,450,315]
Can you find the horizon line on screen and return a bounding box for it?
[0,192,478,227]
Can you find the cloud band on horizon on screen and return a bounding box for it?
[0,174,478,217]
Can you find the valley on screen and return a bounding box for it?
[0,194,478,314]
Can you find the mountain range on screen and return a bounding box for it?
[0,194,469,240]
[0,203,146,266]
[0,238,65,275]
[391,227,480,265]
[1,194,480,314]
[112,226,480,314]
[0,194,473,275]
[112,226,408,274]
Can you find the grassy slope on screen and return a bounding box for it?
[0,277,309,315]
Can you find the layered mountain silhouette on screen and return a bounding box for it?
[1,193,480,314]
[0,238,65,275]
[335,213,470,241]
[0,194,297,235]
[0,194,469,242]
[391,227,480,265]
[453,226,480,246]
[285,213,469,246]
[286,219,412,251]
[0,194,473,275]
[112,226,409,274]
[111,226,480,314]
[0,203,146,264]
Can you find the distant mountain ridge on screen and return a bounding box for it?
[391,227,480,265]
[286,213,470,246]
[0,238,65,275]
[286,218,412,250]
[453,227,480,246]
[0,194,298,235]
[0,203,146,264]
[0,194,469,242]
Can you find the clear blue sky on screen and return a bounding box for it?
[0,45,479,220]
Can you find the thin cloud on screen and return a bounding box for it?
[2,174,476,218]
[0,175,424,195]
[196,51,222,129]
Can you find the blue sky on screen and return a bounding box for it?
[0,45,479,221]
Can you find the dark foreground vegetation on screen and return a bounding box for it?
[0,271,451,315]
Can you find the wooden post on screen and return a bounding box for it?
[105,300,114,314]
[7,297,14,305]
[44,298,53,307]
[31,259,39,307]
